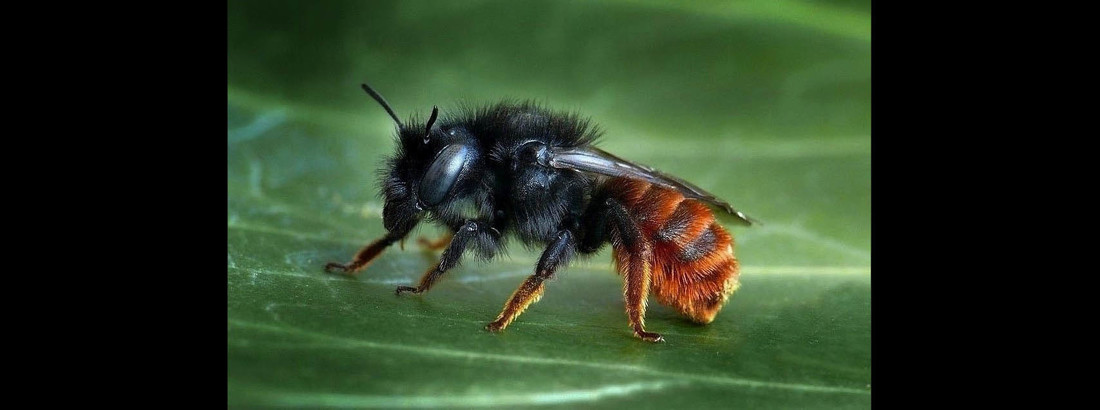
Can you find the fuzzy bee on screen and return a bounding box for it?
[325,84,755,342]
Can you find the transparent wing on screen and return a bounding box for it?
[548,146,756,225]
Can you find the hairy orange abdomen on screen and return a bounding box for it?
[607,177,741,324]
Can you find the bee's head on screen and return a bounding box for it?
[362,84,479,233]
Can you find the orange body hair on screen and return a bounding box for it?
[607,177,741,324]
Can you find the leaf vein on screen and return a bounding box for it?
[228,318,870,396]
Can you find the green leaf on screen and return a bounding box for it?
[228,0,870,407]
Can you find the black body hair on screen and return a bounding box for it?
[379,99,607,261]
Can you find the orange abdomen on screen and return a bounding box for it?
[607,177,741,324]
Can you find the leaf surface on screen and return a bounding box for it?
[228,0,870,407]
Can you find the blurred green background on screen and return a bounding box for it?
[228,0,870,408]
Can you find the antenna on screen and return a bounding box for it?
[425,106,439,137]
[361,83,402,127]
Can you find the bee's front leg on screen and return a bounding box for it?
[396,220,498,295]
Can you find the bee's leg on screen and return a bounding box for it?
[396,220,495,295]
[486,230,575,333]
[416,231,454,251]
[607,199,664,343]
[324,231,404,276]
[621,242,662,342]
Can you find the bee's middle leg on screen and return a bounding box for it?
[486,230,575,332]
[417,231,454,251]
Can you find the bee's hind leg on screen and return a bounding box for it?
[605,198,663,343]
[486,230,575,333]
[618,240,663,343]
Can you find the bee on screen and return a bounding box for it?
[325,83,755,342]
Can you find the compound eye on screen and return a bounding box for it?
[419,144,470,207]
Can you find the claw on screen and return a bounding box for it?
[324,262,349,274]
[485,320,507,333]
[395,285,419,295]
[634,330,665,343]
